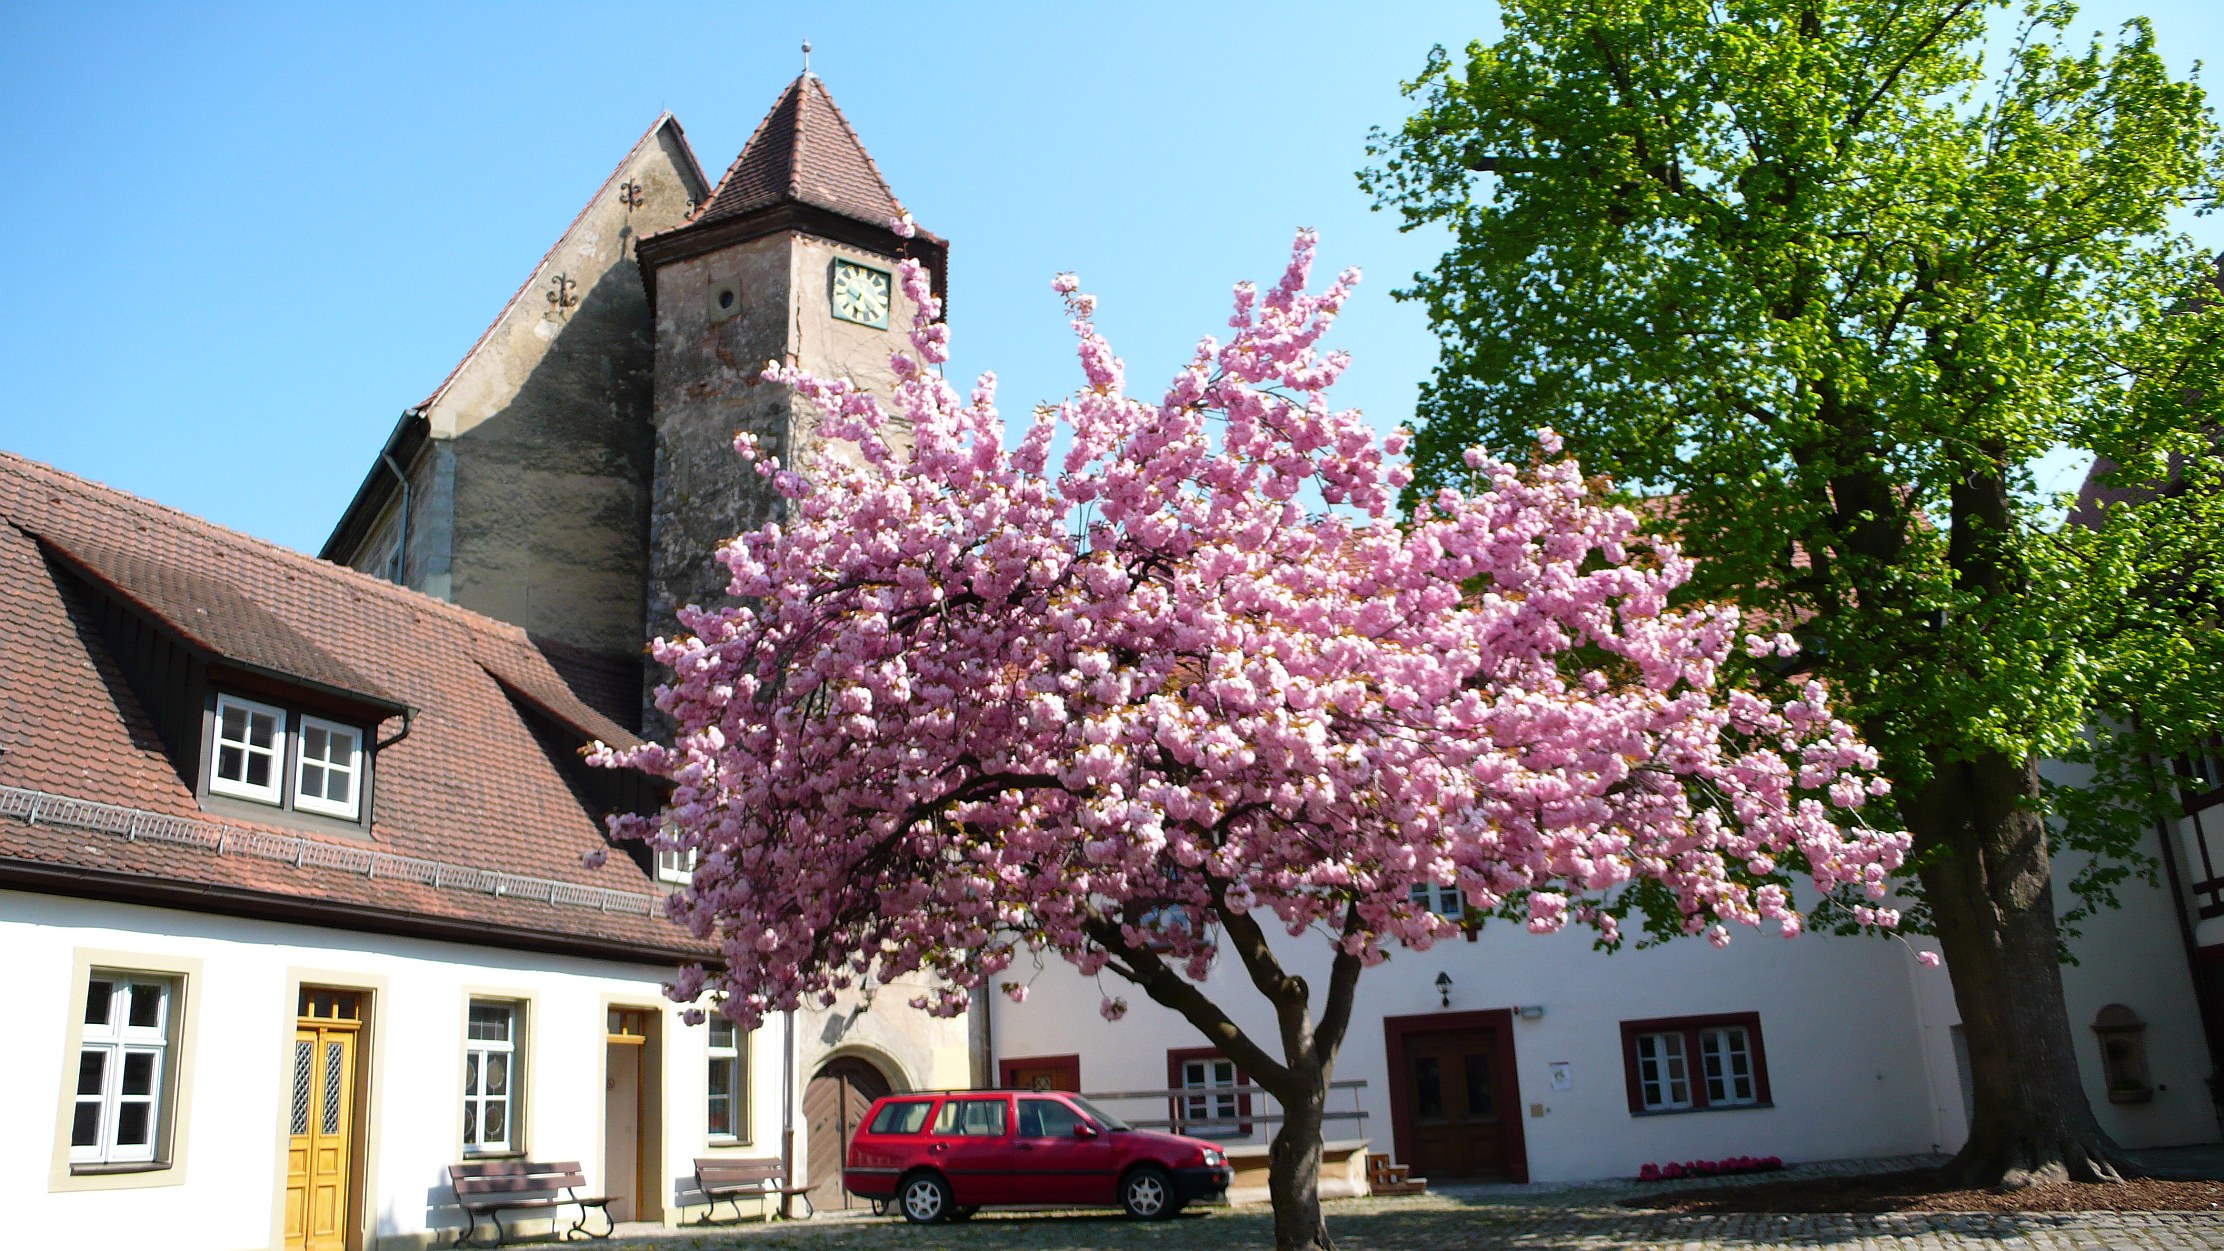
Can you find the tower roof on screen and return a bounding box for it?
[693,73,906,229]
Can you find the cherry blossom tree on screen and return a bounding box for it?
[596,232,1910,1251]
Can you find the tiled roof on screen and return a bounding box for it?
[692,74,905,229]
[0,451,705,959]
[32,528,402,710]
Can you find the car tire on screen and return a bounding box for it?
[898,1172,954,1224]
[1120,1165,1176,1220]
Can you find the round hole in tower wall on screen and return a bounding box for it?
[710,282,741,322]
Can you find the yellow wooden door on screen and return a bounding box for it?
[286,989,361,1251]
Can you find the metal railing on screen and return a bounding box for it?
[1076,1080,1369,1145]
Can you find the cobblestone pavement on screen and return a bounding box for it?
[599,1183,2224,1250]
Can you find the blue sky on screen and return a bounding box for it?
[1,1,2218,553]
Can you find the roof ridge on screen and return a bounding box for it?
[691,79,801,226]
[805,73,903,217]
[416,111,700,414]
[0,449,571,652]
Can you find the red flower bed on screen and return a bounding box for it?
[1637,1155,1782,1182]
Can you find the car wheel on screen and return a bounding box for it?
[898,1172,953,1224]
[1121,1165,1175,1220]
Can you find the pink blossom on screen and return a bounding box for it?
[597,232,1909,1031]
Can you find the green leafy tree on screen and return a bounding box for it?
[1367,0,2224,1186]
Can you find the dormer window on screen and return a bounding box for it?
[293,717,363,820]
[206,693,367,823]
[211,695,286,805]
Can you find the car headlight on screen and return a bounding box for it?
[1202,1148,1226,1167]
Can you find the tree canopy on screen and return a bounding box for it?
[1366,0,2224,1185]
[596,233,1911,1243]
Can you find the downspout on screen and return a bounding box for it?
[780,1010,797,1217]
[365,709,415,830]
[378,418,415,584]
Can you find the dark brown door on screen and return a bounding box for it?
[805,1057,892,1210]
[1385,1010,1529,1183]
[1402,1027,1506,1179]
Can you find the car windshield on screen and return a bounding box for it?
[1064,1096,1130,1132]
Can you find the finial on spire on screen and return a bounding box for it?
[801,39,812,76]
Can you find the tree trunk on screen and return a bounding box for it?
[1909,750,2137,1188]
[1265,1061,1334,1251]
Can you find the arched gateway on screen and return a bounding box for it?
[804,1055,895,1210]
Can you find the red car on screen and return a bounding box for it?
[844,1089,1233,1223]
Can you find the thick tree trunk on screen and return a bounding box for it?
[1265,1063,1334,1251]
[1909,751,2137,1188]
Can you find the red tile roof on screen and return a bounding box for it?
[692,74,906,229]
[0,451,706,961]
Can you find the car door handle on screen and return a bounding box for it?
[1014,1143,1035,1150]
[929,1143,947,1154]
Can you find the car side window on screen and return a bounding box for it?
[869,1099,932,1134]
[931,1097,1009,1137]
[1018,1097,1083,1139]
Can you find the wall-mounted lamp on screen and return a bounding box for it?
[1435,972,1453,1009]
[1518,1004,1545,1020]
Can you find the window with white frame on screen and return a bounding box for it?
[70,973,176,1166]
[1170,1050,1249,1136]
[211,694,286,804]
[1622,1014,1771,1114]
[292,716,363,819]
[206,694,371,823]
[1697,1025,1759,1106]
[707,1017,746,1141]
[1631,1030,1691,1111]
[463,1001,521,1153]
[656,847,698,886]
[1408,882,1464,917]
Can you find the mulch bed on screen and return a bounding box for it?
[1620,1168,2224,1214]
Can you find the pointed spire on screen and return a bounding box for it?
[691,73,906,230]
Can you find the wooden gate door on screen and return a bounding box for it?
[1384,1009,1525,1183]
[286,988,363,1251]
[804,1057,892,1210]
[604,1009,650,1222]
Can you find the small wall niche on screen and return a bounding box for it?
[2092,1003,2153,1105]
[709,280,742,324]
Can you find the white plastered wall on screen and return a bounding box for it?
[4,890,787,1251]
[992,916,1948,1184]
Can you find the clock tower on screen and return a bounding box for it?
[633,70,947,669]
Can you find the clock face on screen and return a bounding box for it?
[830,259,892,328]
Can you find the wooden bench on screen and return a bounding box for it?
[692,1156,814,1223]
[449,1159,612,1247]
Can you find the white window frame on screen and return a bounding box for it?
[291,714,363,820]
[1408,882,1464,917]
[1634,1031,1693,1112]
[1698,1025,1759,1107]
[707,1018,745,1143]
[656,847,698,886]
[210,694,286,805]
[1177,1056,1244,1135]
[70,974,175,1166]
[463,1001,521,1155]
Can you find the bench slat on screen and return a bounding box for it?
[451,1166,587,1184]
[451,1159,584,1178]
